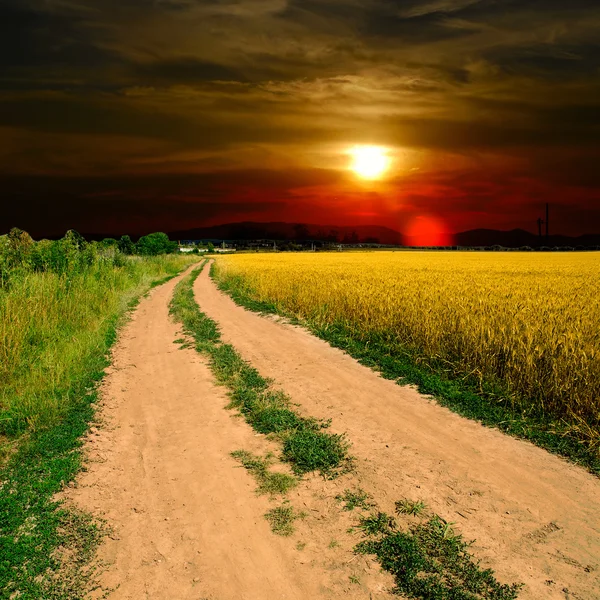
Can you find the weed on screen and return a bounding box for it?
[231,449,297,496]
[395,499,427,516]
[336,488,373,511]
[296,541,306,551]
[282,429,349,476]
[328,539,339,548]
[358,512,396,536]
[349,574,361,585]
[355,511,522,599]
[264,504,303,537]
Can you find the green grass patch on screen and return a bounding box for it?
[213,268,600,476]
[264,503,304,537]
[231,450,297,496]
[282,428,349,476]
[355,507,522,599]
[358,512,397,536]
[395,498,427,516]
[1,256,194,598]
[170,264,351,478]
[336,488,373,511]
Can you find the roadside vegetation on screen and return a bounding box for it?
[0,227,196,598]
[212,252,600,474]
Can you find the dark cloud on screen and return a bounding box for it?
[133,58,248,85]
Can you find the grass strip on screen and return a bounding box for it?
[169,263,350,478]
[355,504,522,600]
[0,259,192,599]
[213,267,600,476]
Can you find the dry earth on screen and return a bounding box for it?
[68,263,600,600]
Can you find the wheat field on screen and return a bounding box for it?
[214,251,600,449]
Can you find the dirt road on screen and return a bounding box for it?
[192,263,600,600]
[70,267,393,599]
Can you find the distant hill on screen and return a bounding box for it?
[168,221,404,245]
[168,221,600,247]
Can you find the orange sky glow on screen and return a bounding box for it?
[1,0,599,238]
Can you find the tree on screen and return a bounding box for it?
[118,235,135,255]
[100,237,118,247]
[136,232,177,255]
[207,242,215,253]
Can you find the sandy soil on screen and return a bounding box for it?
[68,266,395,600]
[192,263,600,600]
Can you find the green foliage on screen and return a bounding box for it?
[0,233,197,437]
[0,385,106,598]
[135,232,178,256]
[357,512,396,536]
[207,242,215,253]
[118,235,135,255]
[355,509,522,599]
[231,450,297,496]
[100,237,118,247]
[336,489,373,511]
[282,429,349,476]
[395,499,427,516]
[264,503,303,536]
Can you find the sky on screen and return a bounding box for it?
[1,0,599,239]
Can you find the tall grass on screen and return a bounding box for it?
[213,252,600,466]
[0,229,196,444]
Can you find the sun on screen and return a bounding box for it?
[350,145,390,179]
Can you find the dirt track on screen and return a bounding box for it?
[70,263,600,600]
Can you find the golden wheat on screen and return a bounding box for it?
[215,251,600,439]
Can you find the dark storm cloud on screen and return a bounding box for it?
[133,58,247,85]
[482,44,600,79]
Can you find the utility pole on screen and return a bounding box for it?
[222,240,225,250]
[273,240,277,252]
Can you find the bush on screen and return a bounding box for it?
[118,235,135,255]
[136,232,178,256]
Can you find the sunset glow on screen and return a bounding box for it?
[350,146,390,180]
[0,1,598,238]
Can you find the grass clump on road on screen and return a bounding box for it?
[282,428,349,476]
[170,264,350,479]
[395,499,427,516]
[354,503,522,600]
[231,450,297,496]
[264,503,305,537]
[336,488,373,511]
